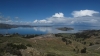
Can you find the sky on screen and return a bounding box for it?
[0,0,100,26]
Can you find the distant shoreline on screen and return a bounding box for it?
[0,23,52,29]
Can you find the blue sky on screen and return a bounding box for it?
[0,0,100,25]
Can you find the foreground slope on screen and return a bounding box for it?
[0,30,100,56]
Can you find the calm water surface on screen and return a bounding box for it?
[0,25,100,35]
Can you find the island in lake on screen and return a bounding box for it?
[57,27,74,31]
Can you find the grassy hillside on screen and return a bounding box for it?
[0,30,100,56]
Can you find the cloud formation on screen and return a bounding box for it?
[0,9,100,26]
[0,15,11,21]
[52,12,64,17]
[33,9,100,26]
[72,9,99,17]
[33,12,66,24]
[33,19,52,24]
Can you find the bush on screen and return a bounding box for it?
[89,43,94,46]
[26,44,32,47]
[3,43,22,56]
[0,48,4,53]
[68,40,72,44]
[7,43,27,50]
[73,49,75,52]
[62,38,67,42]
[95,42,100,44]
[17,44,27,49]
[9,49,22,56]
[55,34,61,37]
[81,47,86,53]
[83,42,86,45]
[66,40,72,45]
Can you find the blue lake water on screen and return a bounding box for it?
[0,25,100,35]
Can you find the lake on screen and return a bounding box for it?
[0,25,100,35]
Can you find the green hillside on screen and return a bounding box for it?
[0,30,100,56]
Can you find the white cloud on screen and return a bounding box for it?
[33,19,52,24]
[0,15,10,21]
[39,19,47,23]
[33,10,100,26]
[52,12,64,17]
[1,10,100,26]
[33,20,38,23]
[33,13,67,24]
[0,20,13,24]
[72,9,99,17]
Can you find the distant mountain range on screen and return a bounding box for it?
[0,23,33,29]
[0,23,53,29]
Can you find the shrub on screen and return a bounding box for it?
[12,50,22,56]
[95,42,100,44]
[73,49,75,52]
[81,47,86,53]
[89,43,94,46]
[4,43,23,56]
[68,40,72,44]
[83,42,86,45]
[62,38,67,42]
[46,54,56,56]
[17,44,27,49]
[26,44,32,47]
[46,52,56,56]
[7,43,27,50]
[55,34,61,37]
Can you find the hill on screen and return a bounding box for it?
[0,23,33,29]
[0,30,100,56]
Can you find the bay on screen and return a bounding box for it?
[0,25,100,35]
